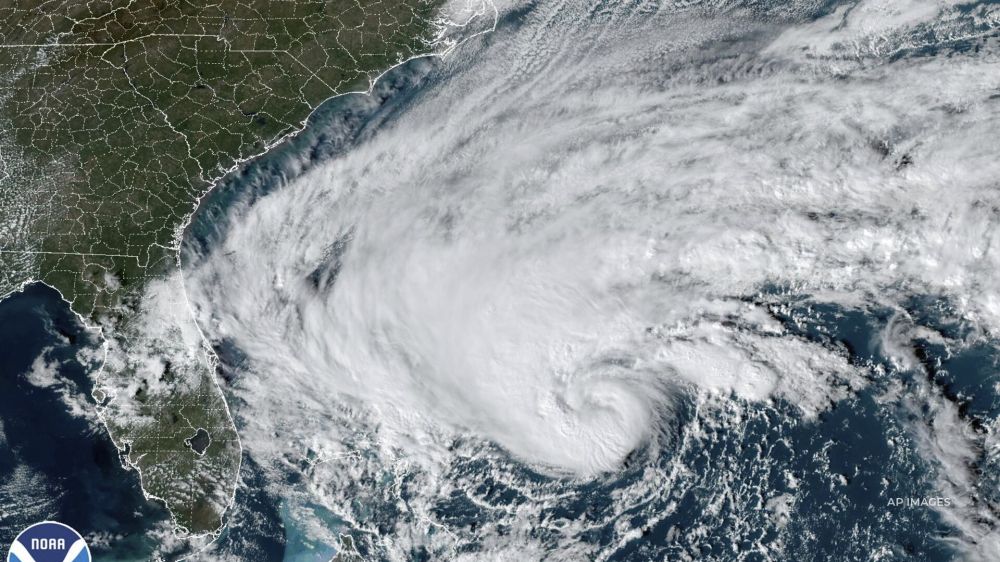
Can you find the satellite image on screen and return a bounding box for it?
[2,0,1000,560]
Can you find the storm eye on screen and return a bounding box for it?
[305,229,354,293]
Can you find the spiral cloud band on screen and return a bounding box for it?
[180,0,1000,557]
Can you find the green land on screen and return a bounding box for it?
[0,0,455,535]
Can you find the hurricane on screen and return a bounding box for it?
[179,0,1000,559]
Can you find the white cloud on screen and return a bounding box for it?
[23,347,60,388]
[766,0,987,59]
[21,347,99,423]
[180,0,1000,556]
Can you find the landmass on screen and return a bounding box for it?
[0,0,480,535]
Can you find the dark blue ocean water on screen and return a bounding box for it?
[180,54,443,562]
[4,2,1000,559]
[0,53,441,562]
[0,283,170,560]
[177,18,993,558]
[0,280,980,561]
[182,55,985,562]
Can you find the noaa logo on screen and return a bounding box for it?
[6,522,90,562]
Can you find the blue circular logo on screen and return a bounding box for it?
[6,521,90,562]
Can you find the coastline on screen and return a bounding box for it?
[0,0,498,557]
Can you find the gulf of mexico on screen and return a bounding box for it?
[0,283,171,560]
